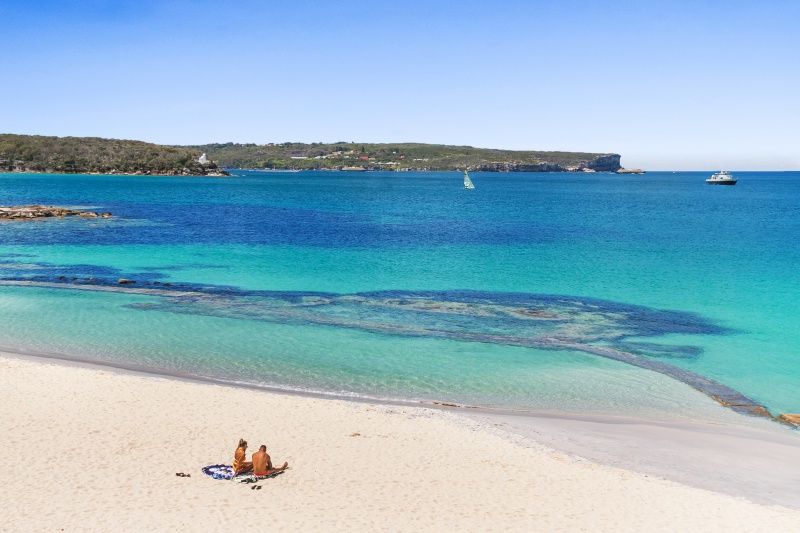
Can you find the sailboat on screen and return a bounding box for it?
[463,170,475,189]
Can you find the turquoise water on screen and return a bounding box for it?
[1,171,798,421]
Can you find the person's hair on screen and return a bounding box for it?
[259,445,266,451]
[238,438,247,448]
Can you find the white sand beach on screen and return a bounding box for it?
[1,352,799,532]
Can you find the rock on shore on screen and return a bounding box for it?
[777,413,800,427]
[0,205,112,220]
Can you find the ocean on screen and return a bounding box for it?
[1,170,798,423]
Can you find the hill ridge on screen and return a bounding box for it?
[1,134,621,174]
[192,141,621,172]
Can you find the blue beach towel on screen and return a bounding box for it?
[201,464,235,480]
[201,464,286,482]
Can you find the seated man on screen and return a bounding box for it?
[233,438,253,475]
[251,444,288,477]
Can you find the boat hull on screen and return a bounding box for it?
[706,180,737,185]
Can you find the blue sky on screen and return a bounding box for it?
[1,0,798,169]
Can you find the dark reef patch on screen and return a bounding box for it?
[0,268,774,420]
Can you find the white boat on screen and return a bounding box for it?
[706,170,737,185]
[463,170,475,189]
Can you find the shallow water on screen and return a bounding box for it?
[1,170,798,421]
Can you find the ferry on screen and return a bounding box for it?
[706,171,737,185]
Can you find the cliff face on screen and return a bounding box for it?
[471,163,565,172]
[585,154,621,172]
[471,154,621,173]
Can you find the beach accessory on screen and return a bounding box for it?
[201,464,236,480]
[201,464,286,482]
[232,471,285,483]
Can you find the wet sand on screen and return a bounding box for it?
[472,410,800,509]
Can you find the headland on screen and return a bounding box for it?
[2,134,629,174]
[192,141,624,172]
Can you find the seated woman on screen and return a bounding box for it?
[233,438,253,475]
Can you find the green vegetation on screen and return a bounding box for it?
[0,135,621,174]
[0,134,224,175]
[191,142,621,172]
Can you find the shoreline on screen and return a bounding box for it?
[0,345,476,411]
[0,169,228,177]
[3,347,798,511]
[0,280,782,423]
[1,168,622,175]
[0,341,783,422]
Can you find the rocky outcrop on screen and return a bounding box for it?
[0,205,112,220]
[198,161,229,177]
[585,154,622,172]
[777,414,800,427]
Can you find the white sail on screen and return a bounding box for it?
[463,170,475,189]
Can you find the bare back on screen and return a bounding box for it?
[252,449,269,474]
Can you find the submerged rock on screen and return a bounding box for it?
[118,278,136,285]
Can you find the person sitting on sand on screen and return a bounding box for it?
[252,444,288,476]
[233,438,253,475]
